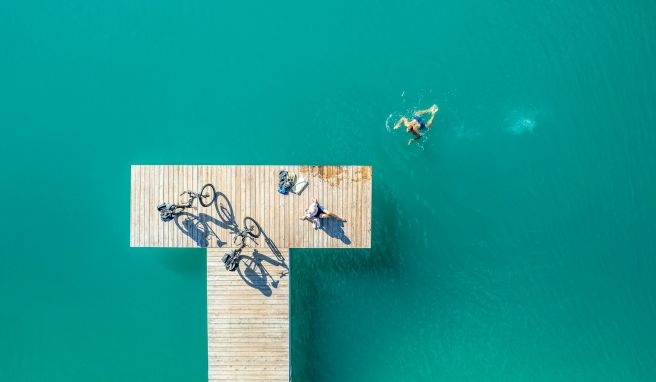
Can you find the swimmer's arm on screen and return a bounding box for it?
[408,131,421,145]
[393,117,407,129]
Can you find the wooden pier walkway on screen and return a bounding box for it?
[129,165,372,381]
[207,248,290,381]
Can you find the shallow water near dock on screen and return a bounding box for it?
[1,1,656,381]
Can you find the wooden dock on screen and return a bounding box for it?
[207,248,290,381]
[129,165,372,381]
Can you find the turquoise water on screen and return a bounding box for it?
[2,1,656,380]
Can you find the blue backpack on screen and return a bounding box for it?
[278,170,295,194]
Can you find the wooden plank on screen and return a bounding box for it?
[189,165,196,247]
[319,166,327,248]
[186,165,193,247]
[305,167,312,248]
[135,165,140,247]
[167,165,173,248]
[260,166,265,239]
[130,166,137,246]
[223,164,229,248]
[353,166,359,247]
[139,165,146,247]
[330,166,337,246]
[146,165,152,247]
[161,165,167,247]
[243,165,249,231]
[281,166,287,249]
[162,165,167,246]
[244,165,250,227]
[211,164,218,248]
[154,165,160,246]
[173,165,178,248]
[272,166,279,248]
[343,166,350,248]
[289,165,297,247]
[199,165,206,247]
[157,166,163,246]
[235,165,241,234]
[314,166,321,248]
[179,164,186,248]
[366,166,372,246]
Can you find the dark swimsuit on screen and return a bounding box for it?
[308,203,324,219]
[412,115,426,129]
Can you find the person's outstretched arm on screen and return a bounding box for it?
[408,130,421,145]
[394,117,408,129]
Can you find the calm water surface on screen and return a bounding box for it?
[1,1,655,381]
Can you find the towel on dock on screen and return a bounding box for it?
[291,176,308,194]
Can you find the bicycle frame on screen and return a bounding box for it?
[233,227,258,247]
[157,184,216,222]
[177,191,198,209]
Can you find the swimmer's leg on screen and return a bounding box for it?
[415,104,439,116]
[319,210,347,222]
[425,107,438,128]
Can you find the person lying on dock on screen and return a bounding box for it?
[393,104,438,145]
[300,199,347,229]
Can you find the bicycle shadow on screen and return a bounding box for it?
[237,249,288,297]
[174,191,237,248]
[174,211,223,248]
[232,217,289,296]
[212,191,239,234]
[252,218,288,268]
[196,213,232,247]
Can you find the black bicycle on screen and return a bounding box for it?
[157,183,216,222]
[222,217,261,271]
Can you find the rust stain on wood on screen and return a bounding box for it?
[354,166,372,181]
[299,165,345,186]
[299,165,371,185]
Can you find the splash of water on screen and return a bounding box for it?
[506,107,539,135]
[385,113,397,132]
[509,117,536,135]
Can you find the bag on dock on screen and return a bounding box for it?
[157,203,176,222]
[277,170,296,195]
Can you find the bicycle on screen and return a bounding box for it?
[157,183,216,222]
[221,217,261,271]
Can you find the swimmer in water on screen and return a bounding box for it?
[393,104,438,145]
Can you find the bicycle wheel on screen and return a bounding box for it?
[243,217,261,238]
[199,183,216,207]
